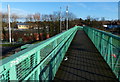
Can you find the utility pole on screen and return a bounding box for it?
[118,1,120,20]
[60,7,62,32]
[66,6,68,30]
[8,4,12,43]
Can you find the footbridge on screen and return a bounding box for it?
[0,26,120,81]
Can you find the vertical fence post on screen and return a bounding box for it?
[107,37,112,67]
[100,33,102,54]
[84,26,120,81]
[36,51,41,80]
[97,32,99,49]
[110,37,114,69]
[113,51,120,79]
[100,34,104,57]
[92,30,95,42]
[9,66,17,80]
[54,52,57,77]
[94,31,97,47]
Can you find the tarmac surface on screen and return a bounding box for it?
[54,30,118,81]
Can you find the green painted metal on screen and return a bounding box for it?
[0,26,80,81]
[83,26,120,81]
[21,44,31,50]
[0,26,119,81]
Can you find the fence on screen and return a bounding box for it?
[0,26,119,81]
[84,26,120,81]
[0,26,80,81]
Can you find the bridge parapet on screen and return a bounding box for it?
[0,26,119,81]
[83,26,120,81]
[0,26,79,81]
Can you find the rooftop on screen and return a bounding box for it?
[17,23,29,25]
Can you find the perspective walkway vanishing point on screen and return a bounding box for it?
[54,30,118,81]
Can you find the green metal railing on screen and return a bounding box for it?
[0,26,119,81]
[0,26,80,81]
[83,26,120,81]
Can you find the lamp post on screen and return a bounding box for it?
[66,6,68,30]
[60,7,62,32]
[8,4,12,43]
[118,1,120,20]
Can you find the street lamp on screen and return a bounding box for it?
[60,7,62,32]
[8,4,12,43]
[118,1,120,20]
[66,6,68,30]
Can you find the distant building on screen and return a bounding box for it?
[17,23,29,29]
[103,24,120,29]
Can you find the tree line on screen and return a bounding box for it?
[1,11,120,42]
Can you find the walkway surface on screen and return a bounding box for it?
[54,30,118,81]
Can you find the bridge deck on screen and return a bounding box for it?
[54,30,118,81]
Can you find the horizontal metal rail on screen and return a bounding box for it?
[0,26,119,81]
[0,26,81,81]
[83,26,120,81]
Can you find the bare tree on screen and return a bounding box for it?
[33,13,40,22]
[33,13,41,40]
[42,14,49,21]
[26,14,33,22]
[61,11,76,21]
[11,13,19,22]
[49,14,54,21]
[68,12,76,21]
[53,11,60,21]
[101,17,105,21]
[86,15,92,21]
[92,17,99,21]
[2,13,8,23]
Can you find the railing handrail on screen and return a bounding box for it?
[84,26,120,40]
[0,26,78,67]
[0,26,119,81]
[0,26,79,80]
[83,26,120,81]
